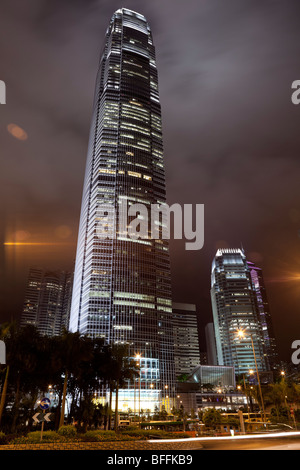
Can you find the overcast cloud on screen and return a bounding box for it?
[0,0,300,359]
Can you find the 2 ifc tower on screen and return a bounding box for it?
[70,9,175,411]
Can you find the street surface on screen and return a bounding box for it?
[190,436,300,450]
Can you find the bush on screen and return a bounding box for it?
[25,430,62,443]
[119,425,140,432]
[120,429,190,439]
[57,425,77,438]
[0,432,7,445]
[81,430,141,442]
[82,430,103,442]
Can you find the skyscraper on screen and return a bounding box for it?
[205,322,218,366]
[70,9,175,411]
[21,267,72,336]
[172,303,200,378]
[248,261,279,370]
[211,249,268,375]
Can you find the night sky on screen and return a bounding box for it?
[0,0,300,362]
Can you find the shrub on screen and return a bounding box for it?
[81,430,140,442]
[25,430,62,443]
[57,425,77,438]
[0,432,7,445]
[81,430,115,442]
[82,430,104,442]
[120,429,190,439]
[120,425,140,432]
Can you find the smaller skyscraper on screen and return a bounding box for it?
[248,261,279,370]
[211,249,268,375]
[205,323,218,365]
[21,267,73,336]
[172,302,201,379]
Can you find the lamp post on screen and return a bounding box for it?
[281,370,294,428]
[243,375,251,419]
[237,329,266,423]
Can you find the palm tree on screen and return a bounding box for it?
[108,344,139,432]
[0,322,12,427]
[53,330,94,428]
[69,337,108,430]
[265,381,290,422]
[11,325,44,431]
[0,323,44,431]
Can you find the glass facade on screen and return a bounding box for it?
[211,249,268,375]
[248,261,279,371]
[69,9,175,409]
[172,303,200,378]
[190,365,236,389]
[21,267,72,336]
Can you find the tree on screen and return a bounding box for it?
[108,344,138,432]
[52,331,94,428]
[177,374,189,383]
[0,322,12,427]
[0,323,47,431]
[68,337,108,430]
[202,408,222,429]
[265,380,300,425]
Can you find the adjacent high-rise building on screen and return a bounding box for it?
[211,249,268,375]
[248,261,279,371]
[69,9,175,411]
[172,302,200,379]
[205,322,218,366]
[21,267,72,336]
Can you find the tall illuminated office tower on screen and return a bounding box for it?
[248,261,279,371]
[211,249,268,375]
[70,9,174,410]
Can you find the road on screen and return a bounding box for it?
[191,436,300,450]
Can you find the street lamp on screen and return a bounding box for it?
[236,329,266,423]
[280,371,294,428]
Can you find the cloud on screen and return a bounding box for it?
[0,0,299,359]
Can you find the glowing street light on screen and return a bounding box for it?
[237,329,245,339]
